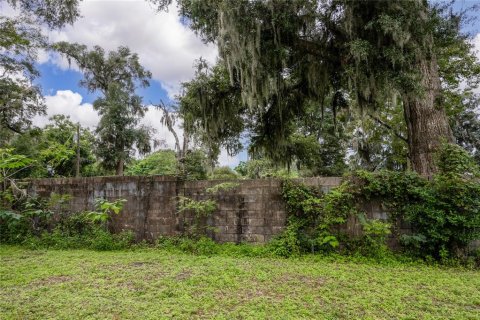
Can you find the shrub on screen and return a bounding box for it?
[357,213,391,258]
[1,195,134,251]
[349,146,480,260]
[177,182,240,239]
[209,166,238,180]
[276,144,480,262]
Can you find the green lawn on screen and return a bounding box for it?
[0,246,479,319]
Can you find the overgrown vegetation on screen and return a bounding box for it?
[0,193,133,251]
[274,144,480,265]
[177,182,240,238]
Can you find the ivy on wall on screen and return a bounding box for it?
[277,144,480,261]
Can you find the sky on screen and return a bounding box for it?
[27,0,243,167]
[9,0,480,167]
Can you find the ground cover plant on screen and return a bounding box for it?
[1,245,479,319]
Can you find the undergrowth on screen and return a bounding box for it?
[272,143,480,266]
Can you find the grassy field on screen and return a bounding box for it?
[0,246,479,319]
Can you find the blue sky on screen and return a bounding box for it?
[36,61,172,105]
[30,0,480,167]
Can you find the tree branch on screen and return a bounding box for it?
[367,113,408,143]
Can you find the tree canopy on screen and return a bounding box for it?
[54,43,153,175]
[158,0,480,176]
[0,0,81,135]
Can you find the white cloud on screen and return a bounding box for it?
[43,0,217,97]
[33,90,99,128]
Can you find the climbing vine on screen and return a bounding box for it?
[278,144,480,261]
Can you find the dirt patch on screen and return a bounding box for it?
[31,275,72,286]
[130,261,154,267]
[279,274,326,288]
[175,269,192,281]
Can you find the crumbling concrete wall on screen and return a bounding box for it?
[25,176,344,243]
[22,175,479,250]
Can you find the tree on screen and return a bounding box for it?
[0,148,33,191]
[156,0,477,176]
[38,115,97,177]
[182,150,208,180]
[209,166,238,180]
[179,59,349,176]
[94,83,153,175]
[178,60,244,168]
[6,115,98,178]
[0,0,81,134]
[126,150,177,176]
[54,43,153,175]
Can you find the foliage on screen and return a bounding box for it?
[4,0,81,29]
[278,179,365,257]
[177,182,240,238]
[234,159,298,179]
[156,236,221,256]
[205,182,239,194]
[15,196,132,251]
[3,116,99,178]
[24,228,135,251]
[452,97,480,165]
[0,148,34,183]
[177,197,217,218]
[0,191,132,251]
[38,115,97,177]
[0,192,71,243]
[267,216,303,258]
[85,198,127,226]
[126,150,177,176]
[0,0,81,135]
[435,142,479,178]
[208,166,238,180]
[357,213,391,258]
[54,42,153,175]
[182,150,208,180]
[177,196,217,238]
[277,144,480,261]
[347,144,480,260]
[94,83,153,175]
[347,103,409,172]
[153,0,480,175]
[178,60,244,162]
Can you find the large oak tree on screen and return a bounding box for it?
[155,0,477,176]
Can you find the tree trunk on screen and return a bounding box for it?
[116,158,124,176]
[403,56,454,176]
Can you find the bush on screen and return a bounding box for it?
[23,225,135,251]
[209,166,238,180]
[267,217,303,257]
[1,195,134,251]
[350,146,480,260]
[156,236,219,256]
[276,144,480,262]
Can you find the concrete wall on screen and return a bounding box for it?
[25,176,345,243]
[22,175,479,251]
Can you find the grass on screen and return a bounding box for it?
[1,245,479,319]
